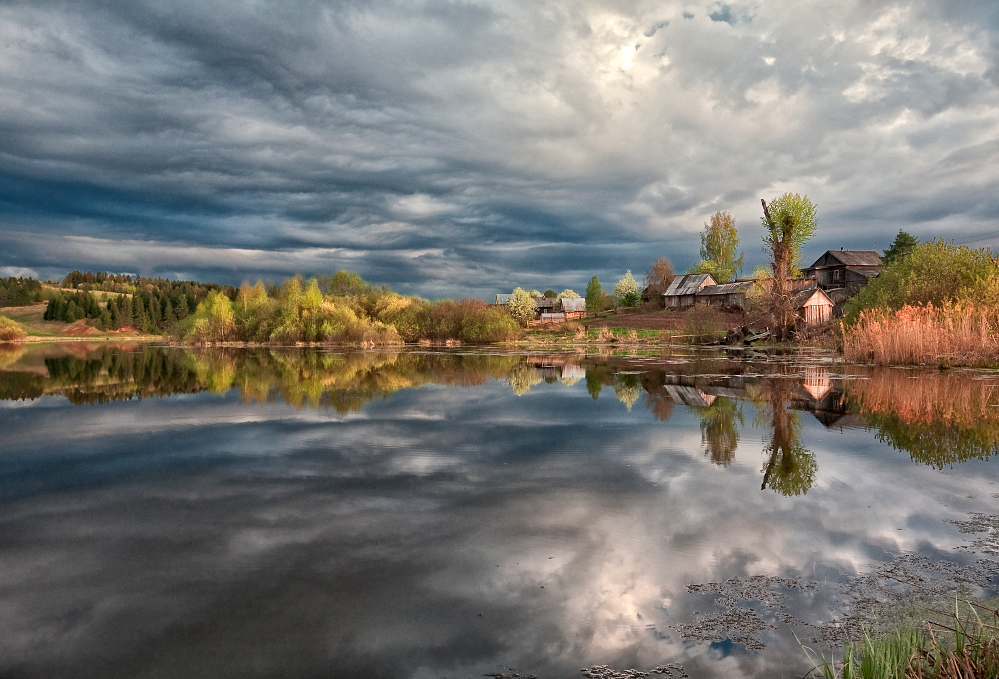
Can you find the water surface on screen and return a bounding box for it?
[1,344,997,678]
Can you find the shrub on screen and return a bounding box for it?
[843,240,999,325]
[683,305,726,340]
[0,315,26,342]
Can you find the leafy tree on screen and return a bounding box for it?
[688,212,744,283]
[556,289,580,299]
[585,276,603,312]
[614,271,641,307]
[761,193,818,335]
[506,287,539,326]
[882,229,919,266]
[543,289,556,298]
[843,240,999,324]
[644,257,676,289]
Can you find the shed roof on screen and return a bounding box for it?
[560,297,586,312]
[696,281,754,296]
[663,273,716,297]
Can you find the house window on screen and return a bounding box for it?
[833,269,842,282]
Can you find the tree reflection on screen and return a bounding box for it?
[693,397,743,466]
[750,379,817,496]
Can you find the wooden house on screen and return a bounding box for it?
[793,287,835,325]
[559,296,586,319]
[663,274,716,308]
[803,250,882,290]
[694,280,754,309]
[534,297,557,314]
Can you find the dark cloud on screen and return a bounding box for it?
[1,0,998,295]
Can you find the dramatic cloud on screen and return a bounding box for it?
[1,0,998,295]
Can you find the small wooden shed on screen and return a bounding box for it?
[794,288,835,326]
[663,274,716,308]
[559,297,586,319]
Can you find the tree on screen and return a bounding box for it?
[687,212,744,283]
[543,289,556,298]
[882,230,919,266]
[585,276,603,312]
[556,289,580,299]
[843,240,999,324]
[614,270,641,307]
[761,193,818,336]
[644,257,676,288]
[506,287,538,326]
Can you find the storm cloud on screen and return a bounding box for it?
[1,0,998,295]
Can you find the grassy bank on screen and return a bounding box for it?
[803,598,999,678]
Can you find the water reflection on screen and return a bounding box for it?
[3,345,999,473]
[1,345,998,678]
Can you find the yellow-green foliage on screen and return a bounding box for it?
[0,315,27,342]
[182,273,516,345]
[844,240,999,324]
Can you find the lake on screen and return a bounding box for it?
[1,343,997,679]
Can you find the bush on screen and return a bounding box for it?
[843,240,999,325]
[0,315,27,342]
[683,305,726,340]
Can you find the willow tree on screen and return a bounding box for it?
[761,193,817,336]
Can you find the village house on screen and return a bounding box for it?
[803,250,882,291]
[662,273,716,308]
[493,293,512,305]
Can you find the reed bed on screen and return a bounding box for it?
[843,303,999,366]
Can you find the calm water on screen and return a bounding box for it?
[1,344,997,679]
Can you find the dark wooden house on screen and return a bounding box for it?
[803,250,882,290]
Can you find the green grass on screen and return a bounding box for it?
[801,599,999,679]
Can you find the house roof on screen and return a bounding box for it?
[844,266,881,277]
[535,297,557,309]
[696,281,754,296]
[808,250,883,268]
[560,297,586,312]
[663,273,716,297]
[494,293,512,304]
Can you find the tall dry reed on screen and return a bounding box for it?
[843,303,999,366]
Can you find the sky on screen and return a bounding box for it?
[1,0,999,299]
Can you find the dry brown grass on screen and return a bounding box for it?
[843,303,999,366]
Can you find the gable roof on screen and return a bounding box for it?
[494,293,512,304]
[560,297,586,312]
[808,250,883,268]
[663,273,716,297]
